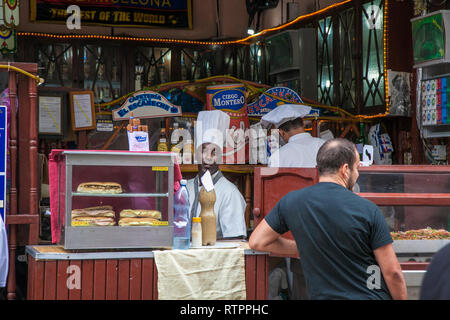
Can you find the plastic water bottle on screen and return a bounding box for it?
[173,179,191,250]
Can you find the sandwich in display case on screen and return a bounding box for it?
[49,150,176,250]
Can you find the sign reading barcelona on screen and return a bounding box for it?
[30,0,193,29]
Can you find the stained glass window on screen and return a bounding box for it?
[37,43,73,88]
[338,8,356,111]
[362,0,385,108]
[317,16,334,105]
[135,47,171,89]
[82,45,121,103]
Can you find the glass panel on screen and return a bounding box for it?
[71,165,169,224]
[223,48,234,75]
[82,45,121,104]
[338,8,356,111]
[37,43,73,87]
[249,43,267,83]
[362,0,385,108]
[236,46,248,80]
[378,205,450,233]
[356,171,450,193]
[317,16,334,105]
[266,32,293,72]
[135,47,171,89]
[181,49,213,80]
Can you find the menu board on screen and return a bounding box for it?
[38,95,62,135]
[70,91,96,131]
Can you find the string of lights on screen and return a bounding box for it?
[17,0,352,46]
[20,0,391,119]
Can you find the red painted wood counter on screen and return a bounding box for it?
[25,242,269,300]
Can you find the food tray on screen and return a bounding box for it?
[393,240,450,254]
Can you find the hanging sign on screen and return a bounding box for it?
[30,0,193,29]
[247,87,304,116]
[113,91,182,121]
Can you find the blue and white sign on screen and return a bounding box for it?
[247,87,303,116]
[0,106,7,222]
[113,90,182,121]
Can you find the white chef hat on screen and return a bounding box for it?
[260,104,312,129]
[195,110,230,150]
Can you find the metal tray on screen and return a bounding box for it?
[393,240,450,254]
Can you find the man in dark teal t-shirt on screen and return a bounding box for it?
[249,138,407,300]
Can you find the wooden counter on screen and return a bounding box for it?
[25,241,269,300]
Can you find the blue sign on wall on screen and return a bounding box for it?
[247,87,303,116]
[0,106,7,222]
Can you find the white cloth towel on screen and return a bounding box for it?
[154,248,246,300]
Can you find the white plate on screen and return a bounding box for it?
[190,242,240,249]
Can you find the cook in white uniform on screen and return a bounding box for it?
[261,104,326,300]
[187,110,247,239]
[262,104,325,168]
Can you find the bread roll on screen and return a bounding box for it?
[118,217,158,226]
[77,182,122,194]
[72,216,116,226]
[71,205,115,218]
[119,209,161,219]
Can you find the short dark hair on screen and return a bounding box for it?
[316,138,357,176]
[278,117,304,132]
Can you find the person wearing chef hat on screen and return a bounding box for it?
[261,104,326,168]
[261,104,326,300]
[186,110,247,239]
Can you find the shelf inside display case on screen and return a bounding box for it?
[72,192,169,197]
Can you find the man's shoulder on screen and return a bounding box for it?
[282,183,317,199]
[312,136,326,146]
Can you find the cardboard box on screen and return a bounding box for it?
[427,80,437,95]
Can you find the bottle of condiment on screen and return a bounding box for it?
[199,187,217,246]
[356,122,366,160]
[186,121,194,141]
[191,217,202,248]
[157,128,168,151]
[170,122,182,163]
[183,138,194,164]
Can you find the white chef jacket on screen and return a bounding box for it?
[0,214,8,287]
[268,132,325,168]
[187,172,247,239]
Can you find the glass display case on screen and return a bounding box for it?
[357,165,450,258]
[54,150,175,250]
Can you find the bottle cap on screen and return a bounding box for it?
[180,179,187,185]
[192,217,201,222]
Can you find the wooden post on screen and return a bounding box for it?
[245,173,251,229]
[28,75,39,244]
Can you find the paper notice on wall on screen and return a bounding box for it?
[73,94,93,128]
[39,96,61,134]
